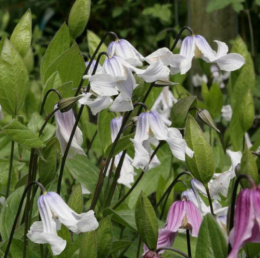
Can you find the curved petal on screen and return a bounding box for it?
[148,111,168,140]
[185,201,202,237]
[145,47,173,66]
[180,36,195,59]
[215,53,245,72]
[110,116,123,142]
[165,201,185,232]
[116,69,136,97]
[228,189,255,258]
[134,112,149,142]
[109,93,133,112]
[131,139,150,169]
[157,229,176,251]
[27,221,66,255]
[107,41,116,57]
[194,35,216,62]
[214,40,229,58]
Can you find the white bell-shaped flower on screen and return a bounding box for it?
[27,192,99,255]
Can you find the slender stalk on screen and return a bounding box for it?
[155,171,192,210]
[86,130,97,156]
[136,237,142,258]
[40,89,62,115]
[156,247,189,258]
[6,141,15,198]
[245,9,255,58]
[103,157,115,203]
[186,229,192,258]
[57,105,84,194]
[4,181,45,258]
[205,186,214,216]
[113,142,163,209]
[170,26,193,51]
[75,31,119,96]
[137,83,154,114]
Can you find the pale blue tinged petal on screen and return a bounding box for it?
[134,112,149,142]
[131,139,150,169]
[214,40,229,58]
[110,116,123,142]
[194,35,216,62]
[109,93,133,112]
[107,41,116,57]
[148,111,168,140]
[215,53,245,72]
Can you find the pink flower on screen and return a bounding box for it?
[228,187,260,258]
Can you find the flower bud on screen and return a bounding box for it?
[144,251,161,258]
[198,109,220,133]
[58,96,82,112]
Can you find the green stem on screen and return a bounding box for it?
[156,247,189,258]
[6,141,15,198]
[186,229,192,258]
[205,186,215,216]
[40,89,62,116]
[136,237,142,258]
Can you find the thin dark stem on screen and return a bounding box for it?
[40,89,62,116]
[86,130,97,156]
[137,83,154,114]
[39,107,59,136]
[155,171,192,210]
[103,157,115,199]
[113,142,163,210]
[170,26,193,51]
[75,31,119,96]
[4,181,45,258]
[6,141,15,198]
[136,237,142,258]
[57,105,84,194]
[245,9,255,58]
[186,229,192,258]
[205,186,215,216]
[133,102,148,111]
[156,247,189,258]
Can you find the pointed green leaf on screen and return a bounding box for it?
[0,38,29,116]
[41,23,71,79]
[80,231,97,258]
[68,0,91,39]
[171,96,197,128]
[3,120,45,148]
[68,184,83,214]
[195,214,227,258]
[185,115,215,184]
[10,9,32,57]
[135,192,158,250]
[109,241,132,255]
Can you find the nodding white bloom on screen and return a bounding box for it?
[85,60,103,78]
[192,73,208,87]
[131,110,193,170]
[221,104,233,122]
[109,117,136,188]
[27,192,98,255]
[182,189,228,229]
[211,64,230,88]
[180,34,245,74]
[108,38,144,66]
[152,86,177,125]
[192,150,242,200]
[145,47,185,75]
[54,105,85,157]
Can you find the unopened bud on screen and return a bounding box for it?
[144,251,161,258]
[198,109,220,133]
[58,96,82,112]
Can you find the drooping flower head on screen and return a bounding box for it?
[228,186,260,258]
[54,105,85,158]
[180,34,245,74]
[27,192,99,255]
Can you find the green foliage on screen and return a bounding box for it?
[206,0,245,13]
[195,214,228,258]
[0,38,29,116]
[69,0,91,39]
[143,4,172,24]
[185,115,215,184]
[68,184,83,213]
[135,192,158,250]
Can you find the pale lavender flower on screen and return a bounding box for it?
[54,105,85,157]
[180,35,245,74]
[192,73,208,87]
[228,187,260,258]
[131,111,193,170]
[221,105,233,122]
[108,38,144,66]
[27,192,98,255]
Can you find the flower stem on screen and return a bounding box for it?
[205,186,215,216]
[5,141,15,198]
[136,237,142,258]
[57,105,84,194]
[170,26,193,51]
[40,89,62,116]
[186,229,192,258]
[4,181,45,258]
[86,130,97,156]
[156,247,189,258]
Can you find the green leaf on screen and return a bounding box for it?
[43,43,85,90]
[41,23,71,79]
[185,115,215,184]
[10,239,40,258]
[66,154,99,194]
[0,38,29,116]
[80,217,112,258]
[87,30,107,64]
[68,184,83,214]
[135,192,158,250]
[97,110,114,154]
[206,0,244,13]
[38,138,58,186]
[195,214,227,258]
[171,96,197,128]
[256,0,260,6]
[0,187,24,241]
[110,240,132,255]
[3,120,45,148]
[68,0,91,39]
[10,9,32,57]
[240,145,258,185]
[104,208,137,231]
[104,133,134,158]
